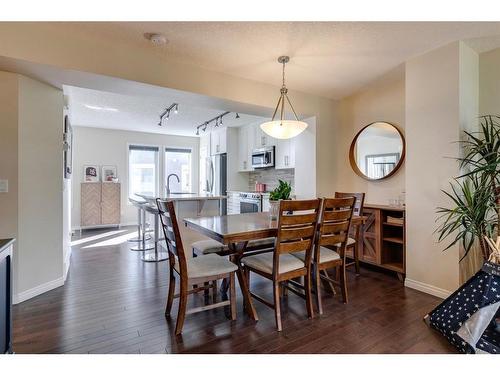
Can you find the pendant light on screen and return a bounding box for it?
[260,56,308,139]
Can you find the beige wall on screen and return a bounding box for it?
[0,71,64,301]
[336,68,405,204]
[17,75,64,298]
[0,23,338,198]
[0,72,18,241]
[479,47,500,116]
[71,126,200,228]
[404,42,479,297]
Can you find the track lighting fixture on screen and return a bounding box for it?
[195,111,230,135]
[158,103,179,126]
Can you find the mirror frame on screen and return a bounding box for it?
[349,121,406,181]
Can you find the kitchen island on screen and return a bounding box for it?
[134,193,227,217]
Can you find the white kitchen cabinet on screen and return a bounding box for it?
[262,194,271,212]
[275,137,295,169]
[227,191,241,215]
[237,126,254,172]
[210,128,227,155]
[253,123,276,149]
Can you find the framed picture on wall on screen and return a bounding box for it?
[102,165,118,183]
[83,165,99,182]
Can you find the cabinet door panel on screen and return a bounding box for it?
[81,183,101,226]
[101,183,121,225]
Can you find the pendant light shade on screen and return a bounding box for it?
[260,56,308,140]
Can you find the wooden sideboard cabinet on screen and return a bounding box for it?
[81,183,121,231]
[348,204,406,280]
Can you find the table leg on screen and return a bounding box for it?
[228,242,258,321]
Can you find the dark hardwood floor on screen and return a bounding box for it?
[12,227,456,354]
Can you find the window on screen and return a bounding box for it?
[128,145,159,198]
[165,148,192,193]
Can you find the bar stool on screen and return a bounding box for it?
[128,197,151,243]
[130,200,155,252]
[141,203,168,262]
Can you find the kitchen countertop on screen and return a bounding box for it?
[0,238,15,253]
[134,193,227,203]
[227,190,271,195]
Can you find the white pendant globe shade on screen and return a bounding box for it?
[260,120,308,140]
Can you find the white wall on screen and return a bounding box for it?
[71,126,200,228]
[336,68,405,204]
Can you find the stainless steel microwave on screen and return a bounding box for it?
[251,146,275,169]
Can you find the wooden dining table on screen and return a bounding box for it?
[183,212,366,321]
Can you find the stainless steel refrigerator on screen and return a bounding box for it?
[204,153,227,215]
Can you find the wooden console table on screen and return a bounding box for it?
[347,204,406,280]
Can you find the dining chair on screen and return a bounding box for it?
[293,197,355,314]
[334,192,365,274]
[241,199,321,331]
[156,199,238,335]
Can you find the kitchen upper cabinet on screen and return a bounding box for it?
[210,128,227,155]
[275,137,295,169]
[237,126,254,172]
[253,123,276,149]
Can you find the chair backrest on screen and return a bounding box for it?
[274,199,322,274]
[335,192,365,217]
[156,199,187,275]
[316,197,356,261]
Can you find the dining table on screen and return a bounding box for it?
[183,212,366,321]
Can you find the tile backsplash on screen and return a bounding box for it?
[248,168,294,192]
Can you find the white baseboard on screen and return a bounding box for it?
[404,278,452,299]
[13,276,65,305]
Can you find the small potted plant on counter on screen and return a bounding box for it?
[269,179,292,220]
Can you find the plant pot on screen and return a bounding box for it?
[269,200,280,220]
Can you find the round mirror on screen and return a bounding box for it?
[349,122,405,180]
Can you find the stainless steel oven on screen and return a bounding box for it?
[251,146,275,169]
[239,193,262,213]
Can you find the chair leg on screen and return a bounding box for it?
[315,265,323,315]
[353,243,360,275]
[203,282,210,303]
[212,279,218,303]
[229,273,237,320]
[340,264,348,304]
[175,281,188,335]
[282,281,289,297]
[165,269,176,317]
[304,271,314,319]
[273,281,283,332]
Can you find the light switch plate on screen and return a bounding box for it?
[0,179,8,193]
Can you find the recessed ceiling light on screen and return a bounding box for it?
[84,104,119,112]
[144,33,168,46]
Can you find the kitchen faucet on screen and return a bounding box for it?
[166,173,180,195]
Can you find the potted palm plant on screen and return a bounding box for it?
[268,179,292,220]
[437,115,500,261]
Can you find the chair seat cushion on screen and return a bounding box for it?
[174,253,237,279]
[241,252,305,274]
[192,239,227,254]
[293,247,341,263]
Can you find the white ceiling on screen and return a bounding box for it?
[56,22,500,99]
[65,85,266,136]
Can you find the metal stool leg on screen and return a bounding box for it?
[128,205,151,243]
[130,207,155,251]
[141,210,168,262]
